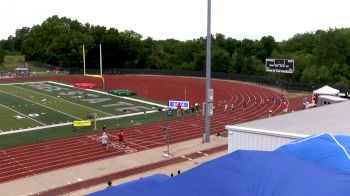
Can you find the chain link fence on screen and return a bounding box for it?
[67,68,349,93]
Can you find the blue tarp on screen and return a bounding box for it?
[135,150,350,196]
[276,133,350,173]
[87,174,169,196]
[89,150,350,196]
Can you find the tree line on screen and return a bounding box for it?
[1,15,350,86]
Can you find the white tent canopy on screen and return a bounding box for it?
[313,85,339,96]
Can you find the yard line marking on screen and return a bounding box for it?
[11,84,114,116]
[0,103,46,125]
[47,81,168,108]
[0,122,72,136]
[0,89,82,120]
[0,81,45,86]
[0,110,159,135]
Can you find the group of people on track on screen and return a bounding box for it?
[98,94,289,149]
[99,125,124,150]
[189,102,201,116]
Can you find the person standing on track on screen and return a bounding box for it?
[253,101,257,110]
[176,102,182,117]
[283,102,289,113]
[195,102,199,113]
[102,125,107,133]
[118,130,124,143]
[243,102,247,112]
[190,104,195,114]
[99,132,109,150]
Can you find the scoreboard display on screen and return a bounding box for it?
[265,59,294,73]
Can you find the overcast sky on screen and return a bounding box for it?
[1,0,350,42]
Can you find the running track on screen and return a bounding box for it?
[0,75,310,183]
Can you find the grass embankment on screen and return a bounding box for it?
[1,54,49,72]
[4,55,25,68]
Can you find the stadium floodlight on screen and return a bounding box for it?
[82,44,106,90]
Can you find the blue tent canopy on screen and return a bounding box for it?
[88,150,350,196]
[87,174,169,196]
[136,150,350,196]
[275,133,350,173]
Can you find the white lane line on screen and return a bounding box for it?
[123,140,149,150]
[47,81,168,108]
[190,124,198,127]
[125,138,165,145]
[197,151,208,156]
[128,129,144,134]
[0,89,82,120]
[0,103,46,125]
[180,155,193,161]
[10,84,114,117]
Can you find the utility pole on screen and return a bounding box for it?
[162,121,172,158]
[204,0,212,143]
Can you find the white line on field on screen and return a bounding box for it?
[0,89,82,120]
[9,84,113,116]
[0,110,160,135]
[0,122,72,135]
[0,81,45,86]
[47,81,168,108]
[0,103,46,125]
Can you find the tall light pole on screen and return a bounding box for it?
[204,0,212,143]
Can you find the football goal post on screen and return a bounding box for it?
[82,44,106,90]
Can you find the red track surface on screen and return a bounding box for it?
[0,75,310,184]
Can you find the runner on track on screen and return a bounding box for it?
[118,130,124,143]
[99,132,109,150]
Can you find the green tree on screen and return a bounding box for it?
[0,48,7,64]
[256,36,278,63]
[212,47,231,72]
[4,15,350,87]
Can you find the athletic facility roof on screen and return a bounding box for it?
[233,100,350,135]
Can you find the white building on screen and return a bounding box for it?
[225,100,350,153]
[317,95,348,106]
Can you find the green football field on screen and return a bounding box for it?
[0,81,165,133]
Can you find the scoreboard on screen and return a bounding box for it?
[265,59,294,73]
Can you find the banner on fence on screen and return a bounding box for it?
[168,100,190,109]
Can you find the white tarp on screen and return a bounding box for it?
[313,85,339,96]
